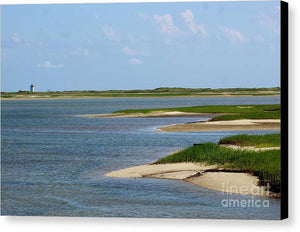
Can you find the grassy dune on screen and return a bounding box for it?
[115,104,281,121]
[155,135,281,192]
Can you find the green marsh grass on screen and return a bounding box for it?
[114,104,281,121]
[219,133,281,148]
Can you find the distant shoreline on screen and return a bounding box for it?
[1,94,280,101]
[1,87,281,100]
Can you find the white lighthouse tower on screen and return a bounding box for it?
[30,84,35,93]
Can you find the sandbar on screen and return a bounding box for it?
[79,111,214,118]
[158,119,280,132]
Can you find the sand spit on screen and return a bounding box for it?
[105,163,217,179]
[158,119,280,132]
[105,163,271,197]
[79,111,213,118]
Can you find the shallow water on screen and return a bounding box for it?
[1,96,281,219]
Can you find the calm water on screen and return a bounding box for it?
[1,97,281,219]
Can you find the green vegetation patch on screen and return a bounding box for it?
[155,142,280,192]
[219,133,281,148]
[114,104,281,121]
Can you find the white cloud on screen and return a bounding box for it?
[72,48,89,57]
[221,27,247,43]
[256,13,279,35]
[37,61,64,69]
[153,14,179,35]
[11,34,21,43]
[128,58,142,65]
[102,25,121,42]
[180,9,207,37]
[122,46,146,56]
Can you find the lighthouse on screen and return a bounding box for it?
[30,84,35,93]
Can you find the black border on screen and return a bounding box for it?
[280,0,288,220]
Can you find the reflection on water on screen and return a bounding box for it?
[1,97,280,219]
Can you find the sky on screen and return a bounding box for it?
[1,1,281,92]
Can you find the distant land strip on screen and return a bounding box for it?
[1,87,280,100]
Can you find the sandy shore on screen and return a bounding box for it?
[105,163,271,197]
[158,119,280,132]
[79,111,215,118]
[106,163,217,179]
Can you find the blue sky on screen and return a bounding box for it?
[1,1,281,92]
